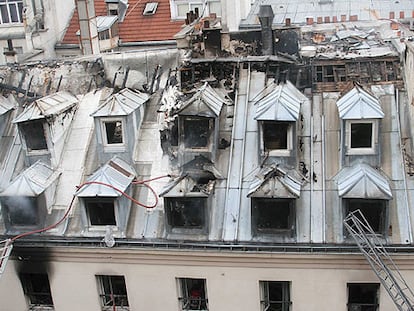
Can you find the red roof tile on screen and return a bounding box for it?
[61,0,183,45]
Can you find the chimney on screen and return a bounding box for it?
[258,5,274,55]
[76,0,100,55]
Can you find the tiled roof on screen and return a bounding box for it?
[61,0,183,45]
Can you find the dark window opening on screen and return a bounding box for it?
[86,198,116,226]
[104,121,123,144]
[345,199,386,234]
[109,9,118,15]
[21,273,54,307]
[260,281,291,311]
[263,121,289,150]
[97,275,129,308]
[20,120,48,151]
[347,283,379,311]
[166,197,206,229]
[351,123,372,148]
[98,29,110,40]
[183,117,212,149]
[252,198,295,234]
[2,196,38,226]
[178,278,208,311]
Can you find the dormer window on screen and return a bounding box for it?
[182,116,213,149]
[336,86,384,156]
[19,120,48,151]
[103,119,124,145]
[166,197,206,230]
[85,197,117,226]
[254,81,307,159]
[2,196,38,226]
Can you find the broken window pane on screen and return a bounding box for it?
[252,198,294,234]
[260,281,291,311]
[347,283,379,311]
[104,120,123,144]
[20,120,48,151]
[85,198,116,226]
[183,117,211,149]
[263,121,289,150]
[21,273,54,307]
[345,199,386,234]
[97,275,129,308]
[351,123,372,148]
[178,278,208,311]
[166,197,206,229]
[2,196,38,226]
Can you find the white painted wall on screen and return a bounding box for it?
[222,0,253,31]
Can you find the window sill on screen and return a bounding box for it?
[346,148,376,155]
[103,145,126,153]
[264,150,292,157]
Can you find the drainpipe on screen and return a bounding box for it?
[76,0,100,55]
[258,5,274,55]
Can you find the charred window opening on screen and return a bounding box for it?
[103,120,123,144]
[85,198,116,226]
[183,116,212,149]
[166,197,206,229]
[178,278,208,311]
[260,281,291,311]
[252,198,295,235]
[97,275,129,309]
[21,273,54,308]
[345,199,387,235]
[2,196,38,226]
[347,283,379,311]
[351,123,373,148]
[263,121,290,150]
[20,120,47,151]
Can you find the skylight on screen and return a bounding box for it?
[143,2,158,15]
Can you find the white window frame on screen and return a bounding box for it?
[176,277,208,311]
[0,0,23,24]
[143,2,159,15]
[346,119,377,155]
[169,0,221,20]
[260,121,294,157]
[83,197,120,231]
[259,281,291,311]
[96,275,129,310]
[101,118,126,151]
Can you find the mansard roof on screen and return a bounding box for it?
[0,95,15,115]
[90,88,149,117]
[75,157,136,197]
[336,86,384,119]
[336,163,392,199]
[254,80,307,121]
[13,91,78,123]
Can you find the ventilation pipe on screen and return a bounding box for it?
[76,0,100,55]
[258,5,274,55]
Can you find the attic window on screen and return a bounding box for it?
[346,120,377,155]
[165,197,206,230]
[143,2,158,15]
[182,116,213,149]
[20,120,47,151]
[252,198,295,235]
[85,198,117,226]
[262,121,293,156]
[2,196,38,226]
[103,119,124,145]
[344,199,387,235]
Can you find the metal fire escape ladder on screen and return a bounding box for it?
[0,239,13,277]
[344,210,414,311]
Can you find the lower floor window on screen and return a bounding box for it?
[20,273,54,308]
[96,275,129,310]
[178,278,208,310]
[260,281,291,311]
[347,283,379,311]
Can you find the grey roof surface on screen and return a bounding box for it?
[96,15,118,32]
[0,161,61,197]
[243,0,414,26]
[90,88,149,117]
[0,95,14,115]
[336,86,384,119]
[13,91,78,123]
[254,81,307,121]
[75,157,136,197]
[336,163,392,199]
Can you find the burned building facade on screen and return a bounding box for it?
[2,1,414,311]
